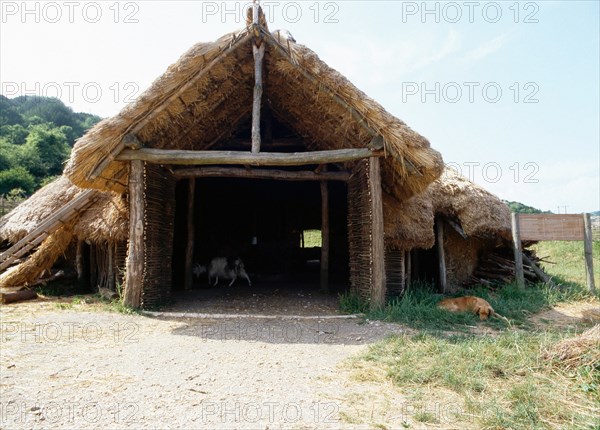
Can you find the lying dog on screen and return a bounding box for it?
[438,296,495,320]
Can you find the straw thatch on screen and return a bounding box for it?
[0,177,84,243]
[384,167,512,250]
[0,225,73,289]
[0,176,126,245]
[64,22,443,200]
[542,325,600,370]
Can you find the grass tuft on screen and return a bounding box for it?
[354,330,599,429]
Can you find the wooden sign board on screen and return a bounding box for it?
[518,214,584,241]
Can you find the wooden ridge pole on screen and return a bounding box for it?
[583,213,596,294]
[251,1,264,153]
[512,212,525,288]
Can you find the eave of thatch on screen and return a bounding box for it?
[0,176,127,245]
[64,24,443,200]
[0,177,84,243]
[384,167,511,249]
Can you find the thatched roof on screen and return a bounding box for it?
[0,176,127,245]
[384,167,512,250]
[64,20,443,200]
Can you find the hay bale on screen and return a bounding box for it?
[542,325,600,370]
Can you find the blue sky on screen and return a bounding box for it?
[1,1,598,212]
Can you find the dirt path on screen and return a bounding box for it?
[3,295,597,429]
[0,298,415,430]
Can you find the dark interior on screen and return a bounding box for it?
[172,177,349,293]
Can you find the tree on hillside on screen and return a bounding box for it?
[0,167,36,195]
[0,95,102,197]
[504,200,552,214]
[17,125,70,179]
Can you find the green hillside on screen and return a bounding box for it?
[503,200,552,214]
[0,95,101,196]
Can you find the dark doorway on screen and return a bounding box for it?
[172,177,349,293]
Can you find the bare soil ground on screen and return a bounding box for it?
[1,293,597,429]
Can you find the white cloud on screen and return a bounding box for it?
[462,32,512,64]
[409,30,460,72]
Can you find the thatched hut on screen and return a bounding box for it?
[0,176,128,291]
[1,9,510,307]
[383,167,511,293]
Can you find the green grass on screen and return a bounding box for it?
[339,281,589,332]
[302,229,322,247]
[534,241,600,289]
[353,330,599,429]
[341,240,599,429]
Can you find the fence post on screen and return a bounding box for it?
[583,213,596,294]
[512,213,525,288]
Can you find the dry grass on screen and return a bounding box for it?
[542,325,600,370]
[346,328,599,429]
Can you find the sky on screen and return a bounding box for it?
[1,0,598,213]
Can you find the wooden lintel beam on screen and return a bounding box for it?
[117,148,382,166]
[172,167,350,181]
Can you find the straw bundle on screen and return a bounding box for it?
[542,325,600,370]
[0,225,73,289]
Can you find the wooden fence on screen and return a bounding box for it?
[512,213,596,293]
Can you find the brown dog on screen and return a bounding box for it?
[438,296,495,320]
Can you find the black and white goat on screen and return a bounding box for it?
[193,257,251,287]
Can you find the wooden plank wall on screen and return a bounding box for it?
[518,214,584,241]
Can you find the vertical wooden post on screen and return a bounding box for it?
[436,218,447,293]
[320,180,330,293]
[124,159,144,308]
[76,240,89,290]
[583,213,596,294]
[184,178,196,291]
[512,212,525,288]
[107,241,115,291]
[405,250,411,291]
[90,245,97,291]
[369,158,386,309]
[251,3,264,154]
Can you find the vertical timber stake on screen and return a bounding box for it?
[512,212,525,288]
[124,159,144,308]
[369,157,386,309]
[251,2,264,153]
[320,180,330,293]
[436,218,447,293]
[583,213,596,294]
[405,251,412,291]
[184,178,196,291]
